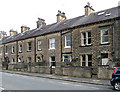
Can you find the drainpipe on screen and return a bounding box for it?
[34,37,36,63]
[60,31,62,66]
[112,19,115,62]
[16,41,18,63]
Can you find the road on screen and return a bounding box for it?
[1,72,113,90]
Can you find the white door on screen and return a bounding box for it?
[49,56,55,68]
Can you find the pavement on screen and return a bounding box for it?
[1,70,111,86]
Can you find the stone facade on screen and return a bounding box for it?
[0,4,120,78]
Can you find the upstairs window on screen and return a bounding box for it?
[101,29,108,44]
[81,32,91,46]
[19,44,22,53]
[27,42,32,51]
[86,32,91,45]
[65,36,71,48]
[38,40,42,50]
[81,33,86,46]
[11,45,15,53]
[49,38,55,49]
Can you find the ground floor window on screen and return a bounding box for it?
[63,56,72,62]
[81,54,92,66]
[18,58,21,63]
[12,58,15,63]
[101,53,108,65]
[49,56,56,68]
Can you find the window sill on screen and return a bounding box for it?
[5,53,8,54]
[79,44,92,47]
[49,48,55,50]
[38,49,42,51]
[27,50,32,52]
[100,43,110,45]
[19,52,22,53]
[64,46,71,49]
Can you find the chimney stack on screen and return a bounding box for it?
[21,25,30,33]
[36,18,46,28]
[0,31,7,39]
[9,29,18,36]
[84,2,95,16]
[56,10,67,23]
[118,1,120,6]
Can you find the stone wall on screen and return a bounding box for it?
[55,66,92,78]
[98,66,114,79]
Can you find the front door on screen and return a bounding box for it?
[49,56,56,68]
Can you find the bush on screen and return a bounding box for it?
[37,62,43,66]
[115,62,120,67]
[24,64,27,68]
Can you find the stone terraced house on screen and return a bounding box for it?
[0,3,120,77]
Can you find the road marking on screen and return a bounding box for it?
[61,82,70,85]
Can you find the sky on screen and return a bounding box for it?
[0,0,120,35]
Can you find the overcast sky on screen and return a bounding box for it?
[0,0,119,35]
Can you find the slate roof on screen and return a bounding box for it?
[1,6,120,44]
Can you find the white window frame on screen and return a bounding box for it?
[86,32,91,45]
[27,42,32,51]
[38,40,42,50]
[81,55,86,66]
[63,56,68,62]
[49,38,55,50]
[65,36,71,48]
[101,29,109,44]
[81,32,86,46]
[11,45,15,53]
[87,55,92,66]
[19,44,22,53]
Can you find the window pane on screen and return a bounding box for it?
[82,62,85,66]
[88,32,91,37]
[88,62,92,66]
[88,38,91,44]
[101,53,108,58]
[66,36,70,40]
[102,36,108,43]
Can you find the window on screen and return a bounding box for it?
[101,29,108,44]
[27,42,32,51]
[38,40,42,50]
[18,58,21,63]
[19,44,22,53]
[101,53,108,65]
[11,45,15,53]
[88,55,92,66]
[65,36,71,48]
[86,32,91,45]
[12,58,15,63]
[81,55,86,66]
[49,56,56,68]
[81,32,91,46]
[63,56,68,62]
[5,46,8,53]
[81,33,86,46]
[49,38,55,49]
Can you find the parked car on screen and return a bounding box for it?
[111,67,120,90]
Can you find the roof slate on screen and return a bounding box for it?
[1,6,120,44]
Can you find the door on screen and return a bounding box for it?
[49,56,56,68]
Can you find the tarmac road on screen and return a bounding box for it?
[1,72,113,90]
